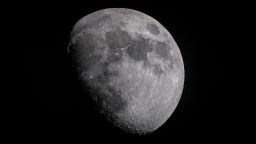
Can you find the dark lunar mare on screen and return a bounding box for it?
[105,28,173,77]
[155,41,170,61]
[105,28,131,49]
[146,23,160,35]
[126,34,153,66]
[153,64,164,76]
[154,41,176,70]
[105,28,131,63]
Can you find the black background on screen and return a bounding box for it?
[24,1,220,142]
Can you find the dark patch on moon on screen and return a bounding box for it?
[102,67,119,78]
[153,64,164,76]
[154,41,177,70]
[126,35,153,66]
[168,55,176,69]
[146,23,160,35]
[95,84,127,115]
[75,33,95,53]
[105,29,131,63]
[95,62,119,84]
[105,29,130,49]
[83,61,127,116]
[86,81,128,117]
[155,41,170,61]
[104,87,127,113]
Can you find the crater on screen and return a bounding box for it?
[146,23,160,35]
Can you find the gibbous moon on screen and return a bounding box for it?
[68,8,185,134]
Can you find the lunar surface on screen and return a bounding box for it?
[68,8,184,134]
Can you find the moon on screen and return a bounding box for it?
[68,8,185,134]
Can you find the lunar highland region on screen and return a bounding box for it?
[68,8,184,134]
